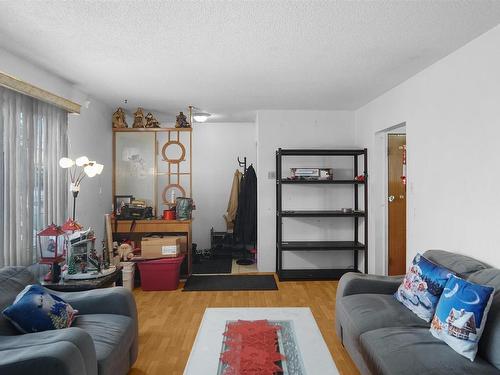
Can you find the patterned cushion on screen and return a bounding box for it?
[430,275,495,361]
[2,284,77,333]
[394,253,454,322]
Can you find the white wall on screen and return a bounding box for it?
[355,24,500,272]
[192,122,256,249]
[256,110,356,272]
[67,101,113,244]
[0,47,113,245]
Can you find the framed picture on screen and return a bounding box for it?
[114,195,134,215]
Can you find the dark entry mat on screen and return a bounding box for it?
[183,275,278,291]
[192,257,233,274]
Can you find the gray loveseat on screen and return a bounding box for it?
[0,266,138,375]
[336,250,500,374]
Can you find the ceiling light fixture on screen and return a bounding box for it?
[193,112,211,123]
[188,105,211,123]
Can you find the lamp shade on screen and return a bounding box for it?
[84,164,98,178]
[94,163,104,175]
[83,162,103,178]
[75,156,90,167]
[59,157,74,168]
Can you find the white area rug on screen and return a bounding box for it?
[183,307,339,375]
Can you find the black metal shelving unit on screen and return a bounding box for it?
[276,148,368,281]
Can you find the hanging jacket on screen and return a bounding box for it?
[235,165,257,245]
[224,170,242,231]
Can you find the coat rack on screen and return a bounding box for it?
[235,155,256,267]
[237,156,247,175]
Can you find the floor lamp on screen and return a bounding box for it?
[59,156,104,220]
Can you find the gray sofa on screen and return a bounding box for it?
[336,250,500,375]
[0,266,138,375]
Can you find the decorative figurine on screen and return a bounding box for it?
[145,112,161,128]
[88,249,100,272]
[80,261,87,273]
[118,243,134,261]
[132,107,146,128]
[175,111,190,128]
[47,238,56,253]
[112,107,128,128]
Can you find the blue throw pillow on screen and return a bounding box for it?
[2,284,77,333]
[430,275,495,361]
[394,253,454,322]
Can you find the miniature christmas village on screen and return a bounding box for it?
[37,219,116,281]
[63,226,116,280]
[57,219,115,280]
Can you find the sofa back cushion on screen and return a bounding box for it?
[467,269,500,370]
[423,250,489,277]
[0,267,36,335]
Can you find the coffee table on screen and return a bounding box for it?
[184,307,338,375]
[40,265,122,292]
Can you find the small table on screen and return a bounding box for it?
[41,265,123,292]
[184,307,339,375]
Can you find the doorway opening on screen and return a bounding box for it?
[373,123,407,275]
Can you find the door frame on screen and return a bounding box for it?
[374,122,407,275]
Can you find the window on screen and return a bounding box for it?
[0,87,68,267]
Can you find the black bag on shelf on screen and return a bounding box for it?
[117,205,153,220]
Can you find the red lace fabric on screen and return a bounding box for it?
[220,320,286,375]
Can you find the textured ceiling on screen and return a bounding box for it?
[1,1,500,122]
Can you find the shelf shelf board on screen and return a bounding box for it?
[280,241,366,251]
[281,210,365,217]
[278,268,359,281]
[156,172,191,176]
[280,179,365,184]
[112,127,192,132]
[279,149,365,156]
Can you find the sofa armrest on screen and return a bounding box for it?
[336,272,403,299]
[52,287,137,320]
[54,287,139,366]
[0,328,97,375]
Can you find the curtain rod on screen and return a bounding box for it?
[0,71,81,114]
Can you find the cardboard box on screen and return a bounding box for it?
[141,237,180,259]
[172,235,187,254]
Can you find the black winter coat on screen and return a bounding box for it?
[235,165,257,245]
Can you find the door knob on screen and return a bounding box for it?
[388,195,395,202]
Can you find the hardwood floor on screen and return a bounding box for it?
[129,274,359,375]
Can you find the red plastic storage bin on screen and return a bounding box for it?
[137,255,185,291]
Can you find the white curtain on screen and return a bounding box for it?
[0,86,68,267]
